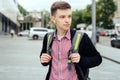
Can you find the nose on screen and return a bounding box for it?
[65,17,70,23]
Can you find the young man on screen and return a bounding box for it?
[40,1,102,80]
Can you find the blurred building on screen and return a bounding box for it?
[0,0,20,34]
[18,11,42,31]
[113,0,120,24]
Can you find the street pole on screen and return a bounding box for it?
[92,0,96,46]
[42,11,45,27]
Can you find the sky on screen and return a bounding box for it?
[17,0,94,11]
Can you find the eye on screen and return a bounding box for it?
[60,15,65,18]
[68,15,72,18]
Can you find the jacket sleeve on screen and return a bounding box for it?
[78,33,102,68]
[40,33,49,66]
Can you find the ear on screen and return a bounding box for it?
[51,16,56,24]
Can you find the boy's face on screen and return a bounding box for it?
[51,9,72,31]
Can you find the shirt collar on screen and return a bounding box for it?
[53,29,70,40]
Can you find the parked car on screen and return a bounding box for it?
[100,31,106,36]
[28,27,54,40]
[105,29,116,37]
[17,30,29,37]
[111,35,120,48]
[77,30,100,43]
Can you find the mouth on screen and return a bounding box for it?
[64,24,70,27]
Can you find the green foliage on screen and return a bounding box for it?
[18,4,27,16]
[83,5,92,25]
[98,0,117,29]
[96,1,102,27]
[71,10,80,29]
[71,5,92,29]
[71,9,88,29]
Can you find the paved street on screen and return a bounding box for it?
[0,35,48,80]
[0,35,120,80]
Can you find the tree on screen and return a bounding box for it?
[18,4,27,16]
[71,10,82,29]
[70,0,117,29]
[71,9,89,29]
[96,1,103,27]
[83,5,92,26]
[98,0,117,29]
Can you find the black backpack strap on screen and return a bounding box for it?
[68,31,84,71]
[73,32,90,80]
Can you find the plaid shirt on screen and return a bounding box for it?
[49,29,78,80]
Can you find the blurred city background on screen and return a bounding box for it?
[0,0,120,80]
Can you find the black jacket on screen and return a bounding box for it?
[40,29,102,80]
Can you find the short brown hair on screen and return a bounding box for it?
[51,1,71,16]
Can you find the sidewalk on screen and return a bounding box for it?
[96,44,120,64]
[90,44,120,80]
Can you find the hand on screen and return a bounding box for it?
[69,53,80,63]
[40,53,52,63]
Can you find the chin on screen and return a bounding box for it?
[64,28,69,31]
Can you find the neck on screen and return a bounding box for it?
[57,29,67,40]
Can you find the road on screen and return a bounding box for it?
[0,35,47,80]
[0,35,120,80]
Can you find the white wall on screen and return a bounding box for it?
[0,0,20,25]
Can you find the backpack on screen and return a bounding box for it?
[46,31,90,80]
[46,31,82,55]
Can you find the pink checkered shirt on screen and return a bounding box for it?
[49,29,78,80]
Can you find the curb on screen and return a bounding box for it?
[102,55,120,64]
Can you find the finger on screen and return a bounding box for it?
[70,54,80,58]
[41,57,51,63]
[71,57,80,63]
[42,54,51,58]
[41,59,49,63]
[40,54,52,63]
[71,58,78,61]
[41,54,51,59]
[41,56,51,61]
[71,59,79,63]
